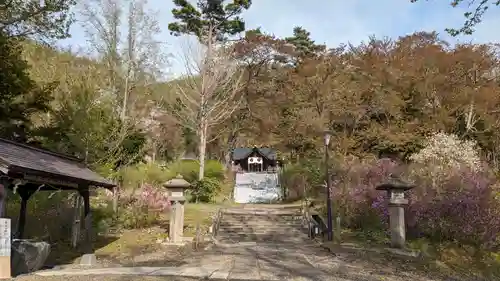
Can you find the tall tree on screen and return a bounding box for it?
[0,31,53,141]
[410,0,499,36]
[168,0,251,41]
[79,0,168,121]
[172,27,243,180]
[0,0,76,40]
[285,27,325,59]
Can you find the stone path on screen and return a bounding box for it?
[32,240,440,281]
[28,206,450,281]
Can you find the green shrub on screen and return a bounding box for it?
[167,160,224,183]
[281,160,323,200]
[190,177,221,203]
[91,200,116,234]
[114,203,159,229]
[121,162,170,189]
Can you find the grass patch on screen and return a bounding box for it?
[407,239,500,279]
[329,228,500,280]
[182,203,220,236]
[95,228,167,258]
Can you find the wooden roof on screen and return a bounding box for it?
[232,147,277,161]
[0,138,114,189]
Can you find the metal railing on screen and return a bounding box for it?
[301,199,324,239]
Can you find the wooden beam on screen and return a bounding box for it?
[23,174,78,189]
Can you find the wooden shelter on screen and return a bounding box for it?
[0,138,115,253]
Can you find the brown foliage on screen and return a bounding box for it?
[212,31,500,164]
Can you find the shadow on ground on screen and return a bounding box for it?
[44,235,119,268]
[97,240,212,268]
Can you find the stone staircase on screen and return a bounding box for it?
[215,207,310,244]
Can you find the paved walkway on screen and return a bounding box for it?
[31,206,443,281]
[33,241,436,281]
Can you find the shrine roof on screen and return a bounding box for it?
[0,138,114,189]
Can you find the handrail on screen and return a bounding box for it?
[210,207,223,239]
[300,198,324,239]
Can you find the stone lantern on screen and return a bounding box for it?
[164,174,191,244]
[376,177,415,249]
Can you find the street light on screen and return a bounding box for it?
[324,131,333,241]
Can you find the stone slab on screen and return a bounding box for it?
[177,266,214,277]
[209,270,230,279]
[36,267,174,276]
[79,254,97,266]
[36,266,228,279]
[161,241,188,246]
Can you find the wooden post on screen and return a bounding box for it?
[71,194,82,248]
[112,185,118,214]
[16,189,35,239]
[0,181,11,279]
[78,188,92,254]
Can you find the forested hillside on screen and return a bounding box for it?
[3,0,500,173]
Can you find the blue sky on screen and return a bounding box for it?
[58,0,500,77]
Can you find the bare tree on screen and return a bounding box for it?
[79,0,167,122]
[78,0,168,211]
[173,27,243,180]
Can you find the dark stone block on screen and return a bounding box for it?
[11,240,51,276]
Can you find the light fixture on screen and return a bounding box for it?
[324,131,331,146]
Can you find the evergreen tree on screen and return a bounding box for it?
[168,0,252,41]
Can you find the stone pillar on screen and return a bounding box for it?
[376,178,415,249]
[169,202,176,241]
[164,175,190,244]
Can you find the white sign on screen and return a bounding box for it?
[0,219,10,257]
[391,191,405,200]
[0,184,4,218]
[171,191,184,198]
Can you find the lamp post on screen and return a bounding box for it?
[324,131,333,241]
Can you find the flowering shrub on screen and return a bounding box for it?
[97,183,171,229]
[138,184,171,211]
[330,157,399,230]
[409,132,482,172]
[102,184,171,212]
[331,156,500,250]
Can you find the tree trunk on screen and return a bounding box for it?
[224,131,237,170]
[198,121,208,181]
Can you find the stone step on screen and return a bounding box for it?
[218,229,306,234]
[217,228,308,235]
[221,209,301,216]
[220,222,302,227]
[216,235,309,242]
[221,218,302,223]
[221,217,302,223]
[221,213,302,217]
[218,226,303,231]
[216,237,311,243]
[220,221,301,224]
